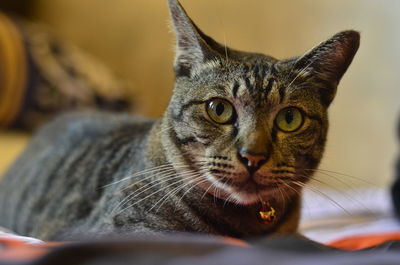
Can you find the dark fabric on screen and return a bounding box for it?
[0,0,32,18]
[2,235,400,265]
[0,13,132,131]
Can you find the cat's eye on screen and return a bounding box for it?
[206,98,235,124]
[275,107,304,132]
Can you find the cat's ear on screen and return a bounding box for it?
[294,30,360,105]
[168,0,221,77]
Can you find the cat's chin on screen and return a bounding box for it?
[228,187,280,205]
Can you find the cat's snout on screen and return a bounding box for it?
[238,150,268,175]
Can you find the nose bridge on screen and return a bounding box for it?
[241,122,270,155]
[238,121,271,173]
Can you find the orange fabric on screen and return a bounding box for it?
[328,232,400,250]
[0,238,65,261]
[221,236,250,247]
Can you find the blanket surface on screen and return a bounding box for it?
[2,233,400,265]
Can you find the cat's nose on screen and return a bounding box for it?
[238,150,268,174]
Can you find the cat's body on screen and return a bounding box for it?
[0,112,299,240]
[0,0,359,240]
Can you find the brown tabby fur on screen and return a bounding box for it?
[0,0,359,240]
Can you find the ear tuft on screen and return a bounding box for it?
[294,30,360,105]
[168,0,216,77]
[296,30,360,84]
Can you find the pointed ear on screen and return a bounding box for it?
[168,0,221,77]
[294,30,360,105]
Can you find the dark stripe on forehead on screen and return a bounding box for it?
[258,65,268,80]
[253,65,260,76]
[214,85,226,93]
[245,77,252,93]
[172,100,206,121]
[254,67,265,92]
[246,63,272,94]
[232,81,239,98]
[278,84,286,104]
[264,78,275,95]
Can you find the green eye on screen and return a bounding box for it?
[206,98,235,124]
[275,107,304,132]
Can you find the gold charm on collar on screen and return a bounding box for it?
[259,201,276,224]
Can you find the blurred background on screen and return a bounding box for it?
[0,0,399,190]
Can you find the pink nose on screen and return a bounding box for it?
[238,151,268,173]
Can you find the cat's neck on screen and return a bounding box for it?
[183,187,301,237]
[146,113,191,168]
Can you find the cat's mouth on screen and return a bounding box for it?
[207,172,293,205]
[231,179,278,192]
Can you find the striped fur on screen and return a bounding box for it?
[0,0,359,240]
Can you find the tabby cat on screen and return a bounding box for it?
[0,0,359,240]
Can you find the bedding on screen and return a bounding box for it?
[1,232,400,265]
[299,187,400,244]
[1,188,400,264]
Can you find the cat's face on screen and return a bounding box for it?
[163,0,359,205]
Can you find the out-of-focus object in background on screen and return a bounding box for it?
[391,116,400,218]
[0,12,132,131]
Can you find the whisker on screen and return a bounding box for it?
[119,168,185,192]
[103,163,186,188]
[223,192,234,208]
[115,176,191,215]
[292,180,352,215]
[286,60,314,90]
[312,171,360,191]
[307,168,375,186]
[114,167,208,213]
[112,168,202,214]
[105,160,207,189]
[201,181,217,201]
[275,180,295,209]
[149,174,204,213]
[308,177,373,214]
[149,168,206,212]
[156,125,174,135]
[174,178,209,209]
[111,173,184,215]
[160,176,209,213]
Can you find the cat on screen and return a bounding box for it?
[0,0,359,240]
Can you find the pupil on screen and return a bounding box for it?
[215,103,225,116]
[285,110,294,124]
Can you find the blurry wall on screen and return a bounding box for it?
[31,0,400,189]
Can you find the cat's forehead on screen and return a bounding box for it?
[191,58,321,114]
[203,59,287,98]
[179,54,319,111]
